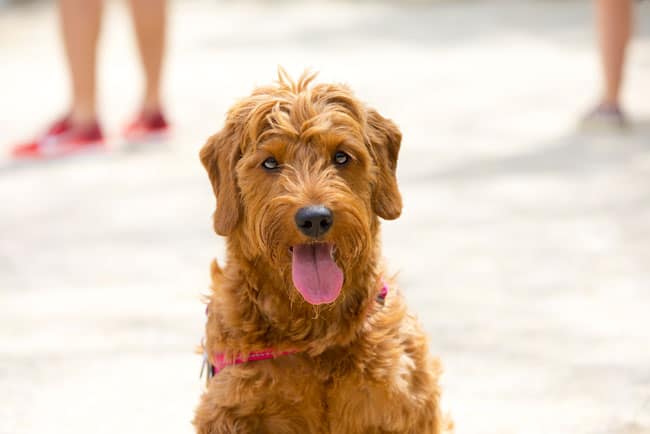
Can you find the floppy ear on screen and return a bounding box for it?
[199,123,242,236]
[366,108,403,220]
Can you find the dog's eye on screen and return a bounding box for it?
[333,151,350,166]
[262,157,280,171]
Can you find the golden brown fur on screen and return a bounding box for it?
[194,70,447,434]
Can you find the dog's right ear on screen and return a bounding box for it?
[200,123,242,236]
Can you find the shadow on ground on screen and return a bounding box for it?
[426,120,650,181]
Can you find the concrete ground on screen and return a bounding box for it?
[1,1,649,433]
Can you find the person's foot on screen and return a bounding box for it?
[11,116,105,160]
[580,102,628,131]
[122,109,170,144]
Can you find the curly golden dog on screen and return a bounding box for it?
[194,70,449,434]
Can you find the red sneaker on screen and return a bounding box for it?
[122,109,170,144]
[11,116,105,160]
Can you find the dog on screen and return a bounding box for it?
[194,70,448,434]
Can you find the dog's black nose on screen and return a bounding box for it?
[295,205,333,238]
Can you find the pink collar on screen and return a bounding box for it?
[204,282,389,378]
[211,349,299,375]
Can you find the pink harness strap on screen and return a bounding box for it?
[207,282,389,376]
[212,349,299,375]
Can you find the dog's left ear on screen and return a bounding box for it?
[200,123,242,236]
[366,108,403,220]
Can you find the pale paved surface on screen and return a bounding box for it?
[1,1,650,433]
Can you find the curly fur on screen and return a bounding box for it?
[194,69,450,434]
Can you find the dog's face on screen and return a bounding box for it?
[201,72,402,305]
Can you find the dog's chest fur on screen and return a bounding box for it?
[195,292,442,434]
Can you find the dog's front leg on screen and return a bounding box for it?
[193,368,327,434]
[193,406,261,434]
[194,398,325,434]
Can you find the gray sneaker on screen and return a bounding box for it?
[580,103,628,132]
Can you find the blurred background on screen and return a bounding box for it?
[1,0,649,433]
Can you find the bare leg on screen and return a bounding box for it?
[595,0,633,108]
[58,0,103,125]
[128,0,167,113]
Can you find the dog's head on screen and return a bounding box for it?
[200,70,401,306]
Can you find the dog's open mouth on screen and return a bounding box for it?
[290,243,344,305]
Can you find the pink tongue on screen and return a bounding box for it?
[291,244,344,305]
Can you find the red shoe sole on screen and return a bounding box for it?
[12,140,107,160]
